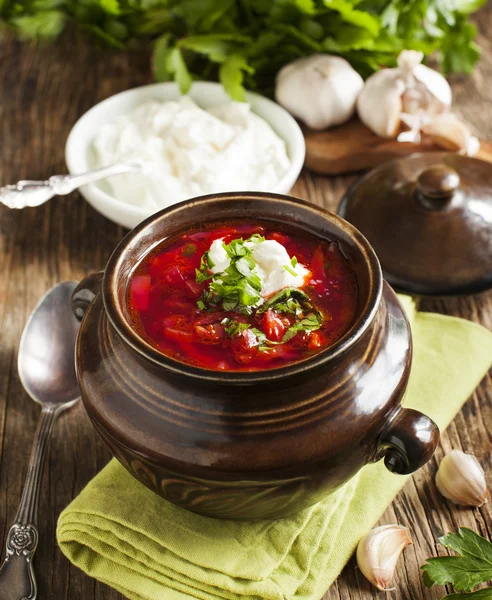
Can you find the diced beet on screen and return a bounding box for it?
[162,327,194,343]
[162,315,188,327]
[165,296,195,312]
[194,324,225,345]
[129,276,151,312]
[262,310,288,343]
[308,331,323,350]
[185,280,203,296]
[269,232,290,246]
[162,265,186,285]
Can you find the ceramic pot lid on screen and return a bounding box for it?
[338,152,492,296]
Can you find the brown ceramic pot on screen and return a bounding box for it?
[72,193,439,520]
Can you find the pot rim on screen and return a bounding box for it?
[103,192,383,383]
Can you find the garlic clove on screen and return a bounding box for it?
[357,49,451,139]
[356,524,412,591]
[275,54,364,130]
[413,63,452,107]
[422,112,480,156]
[357,70,405,138]
[397,49,452,107]
[435,449,488,507]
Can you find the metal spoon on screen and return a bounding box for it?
[0,162,141,209]
[0,282,80,599]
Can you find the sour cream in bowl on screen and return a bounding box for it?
[65,82,305,229]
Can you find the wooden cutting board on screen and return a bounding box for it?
[303,117,492,175]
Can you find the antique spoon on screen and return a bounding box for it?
[0,162,141,209]
[0,282,80,599]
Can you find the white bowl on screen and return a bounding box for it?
[65,82,305,229]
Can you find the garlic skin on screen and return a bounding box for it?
[357,50,452,139]
[356,524,412,591]
[435,450,488,507]
[275,54,364,130]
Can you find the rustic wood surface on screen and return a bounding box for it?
[0,6,490,599]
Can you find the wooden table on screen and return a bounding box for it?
[0,7,490,599]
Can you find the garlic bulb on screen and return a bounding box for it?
[435,450,488,507]
[275,54,364,130]
[357,50,452,139]
[356,524,412,591]
[422,113,480,156]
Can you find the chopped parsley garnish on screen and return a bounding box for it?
[195,235,263,314]
[196,245,324,350]
[283,264,297,277]
[283,256,299,277]
[281,313,322,343]
[221,318,250,337]
[182,242,198,257]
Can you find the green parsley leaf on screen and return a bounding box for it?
[2,1,484,99]
[282,326,300,343]
[197,300,206,311]
[281,311,322,343]
[196,235,263,313]
[250,327,271,350]
[152,33,173,82]
[166,47,192,95]
[100,0,121,16]
[257,288,323,322]
[182,242,198,257]
[12,10,66,38]
[195,268,213,284]
[221,318,250,336]
[219,53,254,102]
[422,528,492,593]
[283,264,297,277]
[291,256,298,267]
[444,590,492,599]
[235,256,254,277]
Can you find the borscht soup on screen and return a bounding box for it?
[126,221,358,371]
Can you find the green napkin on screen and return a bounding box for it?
[57,297,492,600]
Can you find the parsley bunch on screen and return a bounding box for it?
[422,528,492,599]
[1,1,486,101]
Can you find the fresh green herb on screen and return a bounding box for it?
[291,257,298,268]
[281,312,322,343]
[182,242,198,257]
[250,327,272,351]
[283,263,297,277]
[443,591,492,599]
[221,318,250,336]
[1,1,485,99]
[421,528,492,598]
[195,251,216,283]
[196,235,262,314]
[197,300,206,311]
[258,288,323,320]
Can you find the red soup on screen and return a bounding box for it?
[126,221,358,371]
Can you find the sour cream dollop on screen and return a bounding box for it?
[208,237,310,298]
[93,97,291,209]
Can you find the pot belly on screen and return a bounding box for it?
[76,284,411,519]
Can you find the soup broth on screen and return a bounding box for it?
[126,221,358,371]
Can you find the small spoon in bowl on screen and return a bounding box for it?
[0,282,80,599]
[0,162,141,209]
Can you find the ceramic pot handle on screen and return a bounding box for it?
[72,272,104,321]
[378,408,439,475]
